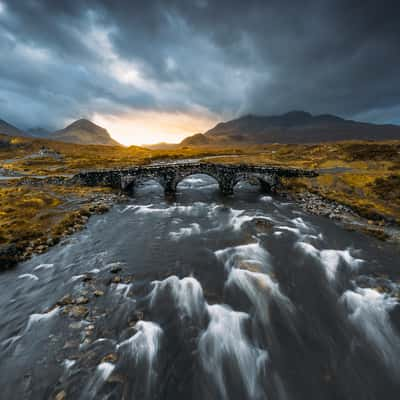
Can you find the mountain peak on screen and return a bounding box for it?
[66,119,100,129]
[52,119,120,146]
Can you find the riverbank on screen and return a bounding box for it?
[204,141,400,243]
[0,181,126,269]
[281,189,400,243]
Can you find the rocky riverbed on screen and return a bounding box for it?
[285,190,400,244]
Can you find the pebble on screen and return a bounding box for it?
[55,390,66,400]
[69,305,89,319]
[76,296,89,305]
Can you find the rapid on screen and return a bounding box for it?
[0,175,399,399]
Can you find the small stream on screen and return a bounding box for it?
[0,175,399,399]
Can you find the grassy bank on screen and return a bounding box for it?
[206,141,400,225]
[0,182,118,268]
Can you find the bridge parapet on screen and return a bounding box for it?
[72,163,317,195]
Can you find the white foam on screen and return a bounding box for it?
[123,202,211,218]
[226,268,293,323]
[150,276,206,322]
[207,206,275,232]
[18,273,39,281]
[84,362,115,398]
[169,223,201,240]
[228,209,274,231]
[63,359,76,370]
[97,362,115,380]
[341,288,400,376]
[70,274,86,282]
[260,195,273,202]
[114,283,133,298]
[215,242,270,273]
[33,263,54,271]
[275,225,301,235]
[121,204,153,214]
[291,217,312,231]
[296,242,363,280]
[25,307,59,331]
[117,321,163,393]
[199,304,268,399]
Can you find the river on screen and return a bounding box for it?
[0,175,399,399]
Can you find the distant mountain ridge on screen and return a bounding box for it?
[51,119,120,146]
[0,119,30,137]
[0,118,120,146]
[181,111,400,146]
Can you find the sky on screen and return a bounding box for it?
[0,0,400,145]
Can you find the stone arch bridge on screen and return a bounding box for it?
[72,163,317,195]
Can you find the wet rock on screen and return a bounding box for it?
[0,243,19,269]
[55,390,66,400]
[253,218,274,232]
[69,305,89,319]
[58,294,74,306]
[84,325,95,336]
[111,276,121,284]
[131,310,144,322]
[82,274,94,282]
[109,264,123,274]
[63,340,79,349]
[76,296,89,305]
[69,322,83,329]
[93,290,104,297]
[102,353,118,363]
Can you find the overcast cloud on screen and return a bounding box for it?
[1,0,400,138]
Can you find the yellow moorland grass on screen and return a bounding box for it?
[203,141,400,223]
[0,134,245,175]
[0,183,114,251]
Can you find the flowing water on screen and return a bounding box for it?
[0,175,399,399]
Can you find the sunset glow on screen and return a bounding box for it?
[93,110,219,146]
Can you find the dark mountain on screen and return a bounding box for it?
[27,127,52,138]
[51,119,120,146]
[180,133,211,147]
[181,111,400,145]
[0,119,30,137]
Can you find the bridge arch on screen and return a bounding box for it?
[175,173,220,192]
[123,174,166,194]
[173,171,221,192]
[233,172,280,193]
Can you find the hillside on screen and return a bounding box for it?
[51,119,120,146]
[181,111,400,145]
[0,119,29,137]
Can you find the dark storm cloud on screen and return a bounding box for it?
[1,0,400,129]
